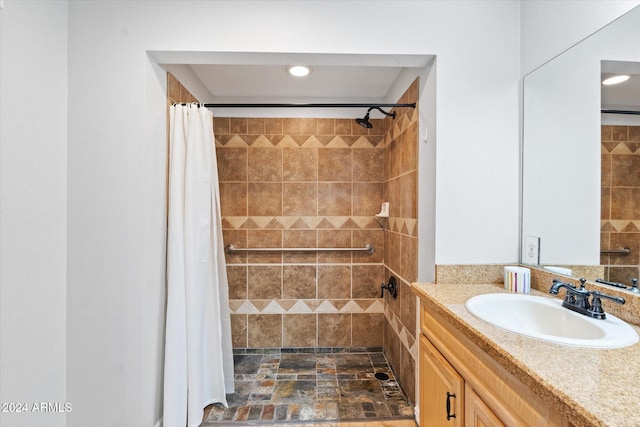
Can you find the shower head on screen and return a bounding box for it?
[355,106,396,129]
[355,113,373,129]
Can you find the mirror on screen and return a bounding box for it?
[522,6,640,284]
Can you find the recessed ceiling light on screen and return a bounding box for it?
[287,65,311,77]
[602,75,630,85]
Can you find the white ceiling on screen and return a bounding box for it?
[189,64,403,99]
[154,51,433,118]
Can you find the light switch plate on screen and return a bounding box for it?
[524,236,540,265]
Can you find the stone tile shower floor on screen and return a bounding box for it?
[204,351,414,426]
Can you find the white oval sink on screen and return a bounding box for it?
[465,293,639,348]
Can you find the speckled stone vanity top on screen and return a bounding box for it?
[412,282,640,427]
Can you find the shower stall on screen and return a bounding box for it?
[168,72,421,425]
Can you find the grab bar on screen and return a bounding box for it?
[225,243,375,254]
[600,247,631,255]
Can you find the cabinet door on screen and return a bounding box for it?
[465,384,505,427]
[420,335,464,426]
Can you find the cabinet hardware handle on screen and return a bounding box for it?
[446,392,456,420]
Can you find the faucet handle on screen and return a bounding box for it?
[380,276,398,299]
[630,278,639,294]
[592,290,625,304]
[588,294,606,319]
[588,290,625,320]
[574,279,591,310]
[579,278,587,290]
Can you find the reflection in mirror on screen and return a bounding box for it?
[522,6,640,285]
[600,61,640,287]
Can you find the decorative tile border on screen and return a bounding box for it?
[385,109,417,143]
[388,218,418,237]
[384,304,418,361]
[229,298,384,315]
[216,134,385,148]
[222,215,417,236]
[602,141,640,154]
[222,216,382,230]
[601,220,640,232]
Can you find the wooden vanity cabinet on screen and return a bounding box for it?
[420,335,464,426]
[465,385,504,427]
[419,302,570,427]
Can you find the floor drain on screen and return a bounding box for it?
[375,372,390,381]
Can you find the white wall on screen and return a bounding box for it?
[66,5,169,426]
[432,2,521,264]
[521,0,640,75]
[0,2,68,427]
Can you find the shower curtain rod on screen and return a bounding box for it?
[601,109,640,115]
[201,103,417,109]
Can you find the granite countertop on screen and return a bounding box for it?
[412,282,640,427]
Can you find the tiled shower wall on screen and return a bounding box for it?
[381,79,419,404]
[168,72,420,404]
[215,116,388,351]
[601,125,640,284]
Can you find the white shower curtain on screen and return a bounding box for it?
[163,103,234,427]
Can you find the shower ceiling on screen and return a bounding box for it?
[154,52,433,118]
[189,64,403,99]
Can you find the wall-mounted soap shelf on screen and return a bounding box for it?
[374,202,389,228]
[375,202,389,218]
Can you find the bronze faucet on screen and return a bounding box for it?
[549,278,625,320]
